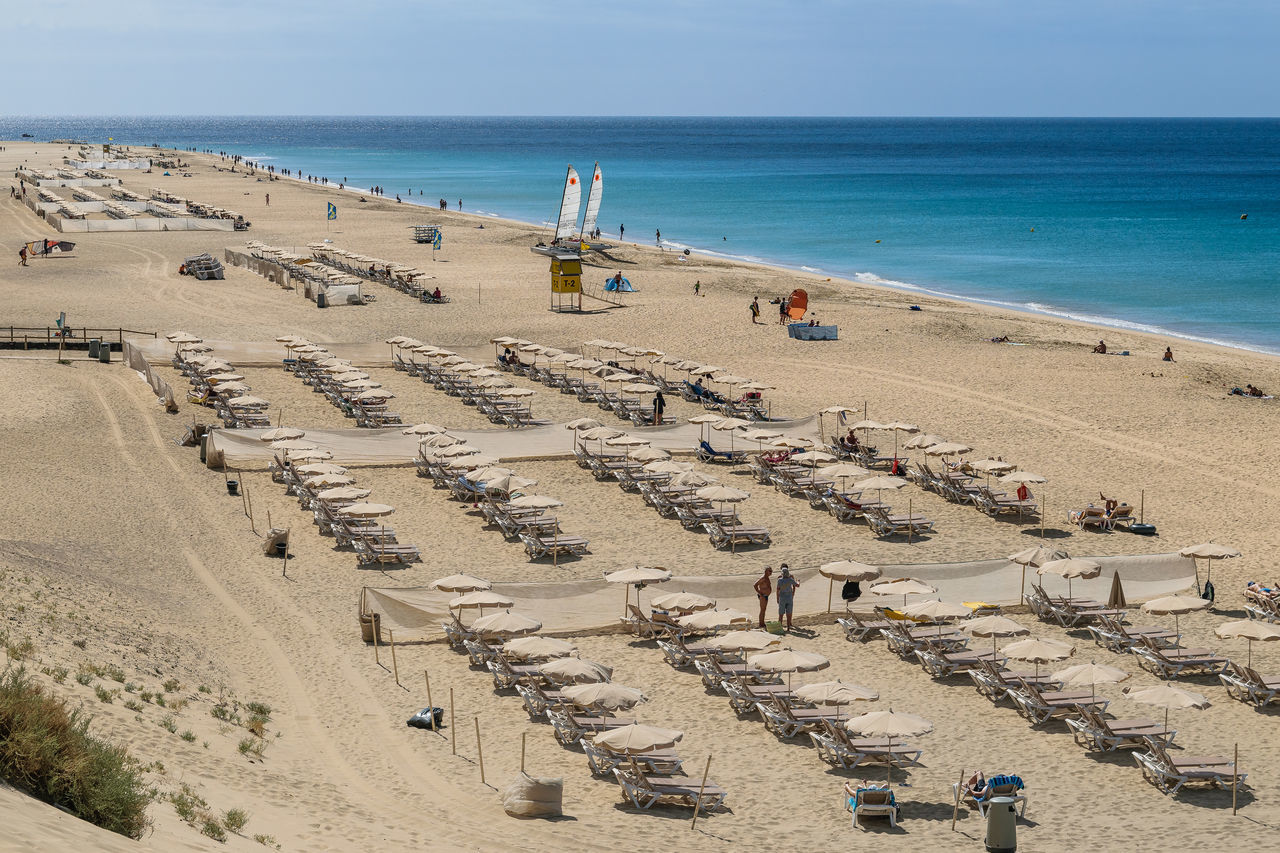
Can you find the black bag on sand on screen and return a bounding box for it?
[842,581,862,602]
[407,707,444,730]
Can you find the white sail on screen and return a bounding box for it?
[579,162,602,239]
[554,165,581,243]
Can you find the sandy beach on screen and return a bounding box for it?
[4,139,1280,851]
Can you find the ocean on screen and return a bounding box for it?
[5,116,1279,354]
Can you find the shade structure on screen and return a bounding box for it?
[1216,619,1280,667]
[565,417,604,430]
[1141,594,1211,635]
[438,444,481,457]
[791,450,838,468]
[304,474,355,488]
[580,426,624,442]
[628,447,670,462]
[644,460,693,475]
[816,462,872,486]
[901,599,973,622]
[333,371,370,382]
[747,649,830,690]
[969,458,1017,475]
[924,441,972,458]
[445,454,499,470]
[355,389,394,401]
[854,475,908,508]
[590,724,683,755]
[605,435,650,448]
[1037,557,1101,600]
[695,485,750,503]
[448,590,515,610]
[959,614,1030,657]
[999,471,1047,485]
[484,475,538,495]
[427,573,491,592]
[1053,661,1130,702]
[211,381,251,394]
[258,426,305,442]
[903,433,946,450]
[562,682,647,712]
[508,494,564,509]
[1123,683,1211,730]
[340,502,395,518]
[1008,546,1068,567]
[819,559,882,612]
[704,630,781,652]
[315,486,371,501]
[605,565,672,619]
[843,709,934,785]
[294,462,347,476]
[670,471,718,487]
[1179,541,1241,591]
[1003,637,1074,677]
[794,680,879,706]
[403,422,448,435]
[502,636,576,661]
[289,450,333,462]
[676,608,753,631]
[650,591,717,613]
[471,610,542,637]
[538,657,614,684]
[419,434,463,448]
[227,395,269,408]
[868,577,937,608]
[270,439,317,452]
[468,466,516,483]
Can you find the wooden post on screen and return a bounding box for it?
[267,510,272,530]
[425,671,433,722]
[1233,743,1239,815]
[521,732,526,773]
[908,498,913,545]
[372,621,380,665]
[474,717,486,785]
[951,768,964,830]
[282,529,290,577]
[247,487,257,534]
[389,629,400,686]
[1139,489,1145,524]
[690,755,712,830]
[450,688,456,755]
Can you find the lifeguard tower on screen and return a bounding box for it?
[549,253,582,312]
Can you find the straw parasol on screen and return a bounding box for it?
[259,427,305,442]
[315,486,371,502]
[868,577,937,608]
[1179,542,1241,592]
[853,475,907,507]
[502,636,576,661]
[604,565,672,617]
[794,680,878,720]
[471,610,542,637]
[843,709,934,785]
[1123,683,1210,730]
[819,560,882,611]
[1053,661,1130,703]
[1141,594,1211,635]
[1002,637,1074,678]
[538,657,613,684]
[590,724,682,755]
[676,608,752,631]
[1215,620,1280,667]
[448,590,515,612]
[1037,558,1101,601]
[428,573,491,592]
[959,615,1030,657]
[670,470,718,487]
[1008,545,1069,602]
[628,447,670,463]
[304,473,354,488]
[704,630,781,652]
[747,648,830,691]
[817,405,857,442]
[903,433,946,450]
[650,591,717,613]
[562,682,647,712]
[294,462,346,476]
[901,599,973,622]
[403,422,448,435]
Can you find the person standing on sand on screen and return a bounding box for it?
[265,193,269,206]
[458,199,462,211]
[750,296,761,324]
[653,390,665,425]
[775,565,799,631]
[754,567,773,628]
[619,224,624,240]
[656,228,661,247]
[694,280,701,296]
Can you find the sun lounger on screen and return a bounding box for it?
[353,537,420,567]
[914,645,1006,678]
[837,612,894,642]
[702,519,771,550]
[845,784,900,829]
[521,532,589,561]
[1008,679,1108,725]
[613,765,728,813]
[1065,705,1176,752]
[952,774,1027,819]
[1135,739,1246,795]
[969,659,1062,703]
[1133,638,1230,679]
[583,741,683,777]
[811,719,923,770]
[1088,613,1179,653]
[1219,661,1280,706]
[514,683,566,720]
[546,709,637,745]
[1068,505,1108,530]
[696,441,746,464]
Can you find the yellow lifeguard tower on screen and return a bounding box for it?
[549,254,582,312]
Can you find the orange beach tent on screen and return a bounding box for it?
[786,289,808,320]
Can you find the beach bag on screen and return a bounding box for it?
[1201,579,1215,603]
[406,707,444,730]
[502,772,563,818]
[842,581,862,602]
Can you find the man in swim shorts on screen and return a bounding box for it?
[775,565,799,631]
[754,566,773,628]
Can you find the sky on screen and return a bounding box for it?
[3,0,1278,116]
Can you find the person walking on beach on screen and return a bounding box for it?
[694,280,701,296]
[653,390,665,425]
[754,566,773,628]
[18,245,28,266]
[750,296,761,324]
[779,296,789,324]
[776,565,799,631]
[265,193,269,206]
[656,228,662,249]
[458,199,462,211]
[619,223,624,240]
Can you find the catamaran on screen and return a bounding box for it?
[531,162,609,257]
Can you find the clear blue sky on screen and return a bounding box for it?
[6,0,1277,116]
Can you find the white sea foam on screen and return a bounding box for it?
[800,265,821,273]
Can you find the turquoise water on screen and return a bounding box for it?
[7,117,1279,353]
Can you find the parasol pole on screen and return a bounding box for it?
[1233,743,1239,815]
[1020,563,1028,606]
[951,767,964,830]
[690,754,713,830]
[827,577,834,613]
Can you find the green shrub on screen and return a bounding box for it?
[162,679,181,693]
[123,699,143,713]
[75,672,94,687]
[222,807,249,833]
[160,715,177,734]
[179,730,196,743]
[94,686,116,704]
[201,816,227,842]
[0,667,150,838]
[5,637,35,660]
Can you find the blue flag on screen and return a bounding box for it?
[433,231,442,250]
[327,203,337,221]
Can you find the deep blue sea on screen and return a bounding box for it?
[5,116,1279,353]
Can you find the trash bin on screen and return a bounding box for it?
[985,796,1017,852]
[226,479,240,496]
[98,344,111,364]
[316,292,328,308]
[88,339,101,358]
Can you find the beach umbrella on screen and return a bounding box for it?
[468,466,516,482]
[419,434,462,449]
[882,421,920,457]
[605,435,649,448]
[207,372,245,382]
[1123,683,1210,731]
[428,573,491,593]
[1179,542,1241,592]
[502,636,576,661]
[622,382,659,394]
[294,462,346,476]
[853,475,907,508]
[818,405,857,442]
[819,560,882,612]
[711,374,750,387]
[791,450,838,471]
[445,454,498,470]
[168,332,202,343]
[747,648,830,691]
[211,381,251,394]
[644,459,693,476]
[507,494,563,510]
[739,381,773,392]
[341,502,394,518]
[1002,637,1074,678]
[562,682,647,712]
[402,422,447,435]
[1000,471,1048,534]
[590,724,683,756]
[902,599,973,622]
[315,486,371,502]
[355,389,394,401]
[670,470,718,487]
[289,450,333,462]
[484,475,538,495]
[303,473,354,488]
[688,412,723,441]
[794,680,878,720]
[694,486,750,546]
[677,608,752,631]
[538,657,614,684]
[227,395,269,409]
[969,458,1016,475]
[924,441,972,460]
[740,428,783,453]
[816,463,872,491]
[770,435,814,450]
[471,610,541,637]
[1054,661,1130,703]
[628,446,670,463]
[333,371,370,382]
[704,630,781,652]
[258,426,304,442]
[650,591,717,614]
[902,433,946,450]
[843,709,934,785]
[1037,558,1101,601]
[1009,545,1069,603]
[868,577,937,609]
[566,416,604,430]
[1215,620,1280,668]
[270,439,317,452]
[438,444,480,457]
[1141,594,1211,636]
[604,565,672,617]
[449,590,515,613]
[959,615,1030,656]
[691,365,723,376]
